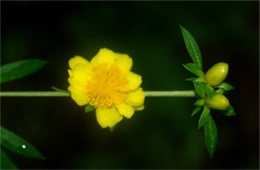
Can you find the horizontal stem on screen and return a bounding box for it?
[145,91,195,97]
[0,91,70,97]
[0,91,196,97]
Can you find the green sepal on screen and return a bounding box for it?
[193,82,206,98]
[180,25,203,69]
[205,85,215,98]
[85,104,95,113]
[191,106,202,116]
[0,126,45,159]
[186,77,204,83]
[51,86,70,94]
[109,127,115,132]
[183,63,204,77]
[204,115,218,158]
[223,104,236,116]
[194,99,205,106]
[186,77,197,81]
[198,106,210,129]
[216,88,224,94]
[217,82,234,91]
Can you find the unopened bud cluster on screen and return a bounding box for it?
[205,62,230,110]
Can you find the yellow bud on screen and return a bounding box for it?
[206,94,230,110]
[205,62,229,87]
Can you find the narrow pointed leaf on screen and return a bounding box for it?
[194,99,205,106]
[218,82,234,91]
[183,63,204,77]
[186,77,204,83]
[192,106,202,116]
[1,126,45,159]
[186,77,198,81]
[224,104,236,116]
[85,104,95,113]
[180,25,203,69]
[0,59,48,83]
[1,149,17,169]
[204,115,218,158]
[205,85,215,98]
[216,89,224,94]
[193,82,206,98]
[198,106,210,129]
[51,86,70,94]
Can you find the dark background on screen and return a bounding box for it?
[1,1,259,169]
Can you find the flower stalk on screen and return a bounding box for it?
[0,91,195,97]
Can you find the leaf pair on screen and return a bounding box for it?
[1,59,47,169]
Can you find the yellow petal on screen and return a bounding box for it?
[96,107,123,128]
[116,103,135,119]
[127,72,142,91]
[91,48,117,65]
[127,88,145,106]
[115,54,133,72]
[68,64,91,86]
[134,104,144,111]
[68,69,72,76]
[69,55,89,69]
[68,85,88,106]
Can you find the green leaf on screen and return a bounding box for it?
[85,104,95,113]
[186,77,205,83]
[180,25,203,69]
[224,104,236,116]
[186,77,197,81]
[205,85,216,98]
[193,82,206,98]
[218,82,234,91]
[216,88,224,94]
[1,149,17,169]
[191,106,202,116]
[204,115,218,158]
[0,126,45,159]
[198,106,210,129]
[51,86,70,94]
[194,99,205,106]
[0,59,48,84]
[183,63,204,77]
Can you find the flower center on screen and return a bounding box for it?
[85,63,128,108]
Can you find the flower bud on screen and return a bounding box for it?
[206,94,230,110]
[205,62,229,87]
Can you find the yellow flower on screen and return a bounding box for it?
[68,48,145,128]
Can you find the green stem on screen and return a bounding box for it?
[0,91,195,97]
[145,91,195,97]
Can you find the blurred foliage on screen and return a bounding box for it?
[1,126,45,169]
[1,1,259,169]
[0,58,47,169]
[0,59,47,83]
